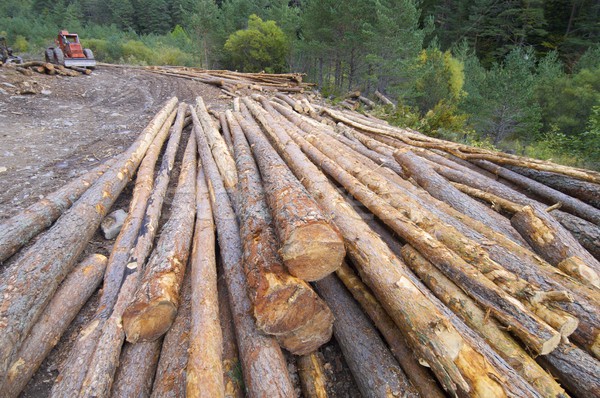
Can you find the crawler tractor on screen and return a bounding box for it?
[45,30,96,68]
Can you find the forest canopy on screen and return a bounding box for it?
[1,0,599,168]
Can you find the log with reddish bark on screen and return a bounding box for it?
[74,133,196,398]
[334,262,446,398]
[0,157,116,263]
[228,110,333,354]
[507,165,600,209]
[195,97,237,192]
[297,352,328,398]
[315,275,418,398]
[238,98,345,281]
[401,245,568,398]
[474,160,600,225]
[186,159,224,398]
[0,97,178,385]
[122,133,197,343]
[51,105,185,398]
[151,274,192,398]
[252,96,541,398]
[512,204,600,287]
[194,104,295,397]
[2,254,107,398]
[217,273,244,398]
[110,340,162,397]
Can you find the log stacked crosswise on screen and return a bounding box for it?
[1,72,599,398]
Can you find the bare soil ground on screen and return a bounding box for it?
[0,65,360,397]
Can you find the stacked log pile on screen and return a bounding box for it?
[0,73,599,398]
[13,61,92,76]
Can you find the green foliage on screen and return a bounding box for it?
[223,15,289,73]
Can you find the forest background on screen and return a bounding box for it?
[1,0,599,168]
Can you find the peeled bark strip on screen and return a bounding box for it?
[151,275,192,398]
[229,110,333,354]
[76,134,196,398]
[297,353,328,398]
[315,275,418,398]
[512,204,600,284]
[507,165,600,209]
[2,254,106,398]
[474,160,600,225]
[0,97,178,384]
[401,245,568,398]
[540,342,600,398]
[110,340,162,398]
[123,134,197,343]
[394,148,525,243]
[253,96,539,398]
[51,104,184,398]
[335,262,446,398]
[195,97,238,191]
[194,105,295,397]
[0,158,115,263]
[238,100,345,281]
[186,160,224,398]
[217,274,244,398]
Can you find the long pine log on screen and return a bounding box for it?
[297,352,328,398]
[186,158,224,397]
[2,254,107,398]
[229,110,333,354]
[110,340,162,398]
[0,158,115,263]
[194,103,295,397]
[315,275,419,398]
[0,97,178,384]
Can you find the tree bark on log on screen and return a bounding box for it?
[0,157,116,263]
[75,133,196,398]
[186,159,224,398]
[297,352,328,398]
[219,112,234,154]
[239,98,345,281]
[229,110,333,354]
[217,273,244,398]
[110,340,162,398]
[253,96,540,398]
[194,104,295,397]
[507,165,600,209]
[0,97,178,385]
[401,245,568,398]
[335,262,446,398]
[512,204,600,286]
[315,275,418,398]
[374,90,395,108]
[2,254,107,398]
[474,160,600,225]
[195,97,237,192]
[151,273,192,398]
[540,342,600,398]
[551,210,600,261]
[122,133,197,343]
[394,148,525,243]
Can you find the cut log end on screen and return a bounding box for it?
[275,306,334,355]
[540,332,562,356]
[281,222,345,281]
[254,273,332,336]
[122,301,177,343]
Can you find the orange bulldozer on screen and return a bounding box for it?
[45,30,96,69]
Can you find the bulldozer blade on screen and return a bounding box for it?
[64,58,96,68]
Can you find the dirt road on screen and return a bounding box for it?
[0,65,228,220]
